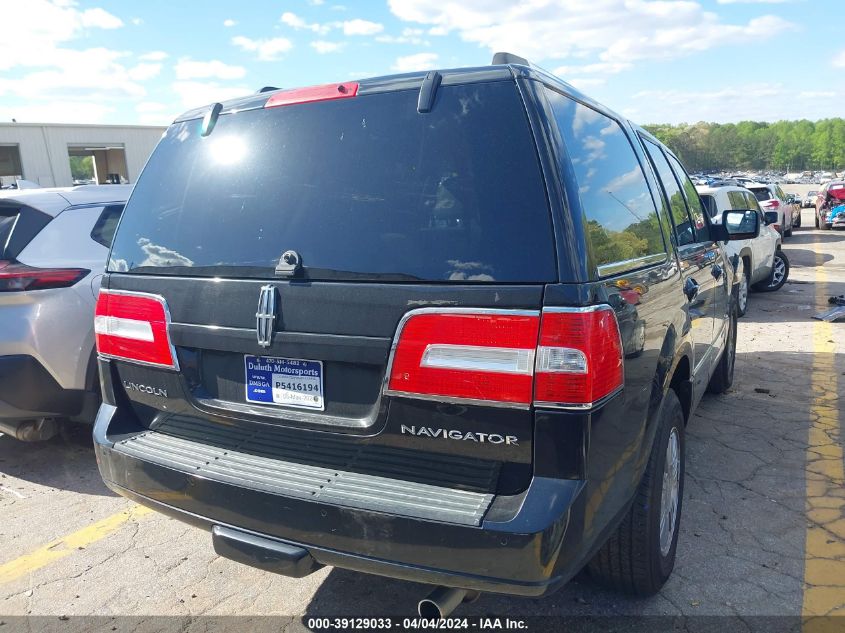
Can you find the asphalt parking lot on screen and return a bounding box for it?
[0,208,843,629]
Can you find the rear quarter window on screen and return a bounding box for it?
[544,90,666,276]
[109,82,556,283]
[90,204,125,248]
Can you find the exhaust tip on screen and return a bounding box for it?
[417,587,471,619]
[418,598,444,619]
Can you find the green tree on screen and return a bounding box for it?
[643,118,845,173]
[69,156,94,180]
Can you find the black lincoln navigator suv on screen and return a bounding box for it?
[92,53,756,613]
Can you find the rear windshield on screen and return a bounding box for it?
[748,187,772,202]
[109,82,556,283]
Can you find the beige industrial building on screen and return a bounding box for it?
[0,122,166,188]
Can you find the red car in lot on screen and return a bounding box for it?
[816,182,845,229]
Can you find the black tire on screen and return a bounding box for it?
[753,249,789,292]
[784,225,793,237]
[587,390,685,596]
[737,261,749,317]
[815,214,820,228]
[793,213,801,228]
[707,306,737,394]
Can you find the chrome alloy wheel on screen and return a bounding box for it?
[659,427,681,557]
[768,254,786,289]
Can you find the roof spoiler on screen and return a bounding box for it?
[491,52,530,66]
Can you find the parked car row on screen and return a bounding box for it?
[2,55,767,616]
[696,183,789,317]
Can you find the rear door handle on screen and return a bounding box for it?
[684,278,700,301]
[712,264,723,279]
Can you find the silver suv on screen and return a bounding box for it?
[0,185,130,441]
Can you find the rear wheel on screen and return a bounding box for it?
[793,212,801,228]
[707,305,737,394]
[815,214,820,228]
[587,390,685,596]
[753,249,789,292]
[737,263,749,317]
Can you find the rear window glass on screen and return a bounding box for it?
[109,82,556,283]
[749,187,771,202]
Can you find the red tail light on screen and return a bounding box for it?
[0,262,89,292]
[773,223,781,233]
[386,310,540,407]
[534,307,624,407]
[762,200,780,209]
[265,82,358,109]
[94,290,178,369]
[385,306,624,409]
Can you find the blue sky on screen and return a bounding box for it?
[2,0,843,127]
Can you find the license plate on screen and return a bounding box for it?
[244,355,324,411]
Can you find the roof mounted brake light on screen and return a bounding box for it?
[265,82,359,109]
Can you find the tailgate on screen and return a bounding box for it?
[100,77,557,496]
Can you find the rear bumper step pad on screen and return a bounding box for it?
[114,430,495,526]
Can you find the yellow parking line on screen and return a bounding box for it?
[802,243,845,630]
[0,505,152,585]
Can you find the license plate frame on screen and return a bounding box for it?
[244,355,325,411]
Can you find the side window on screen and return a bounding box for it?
[545,90,666,275]
[775,185,786,201]
[641,139,695,247]
[727,191,746,211]
[90,204,125,248]
[743,192,762,212]
[665,154,710,243]
[700,194,718,218]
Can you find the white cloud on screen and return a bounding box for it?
[232,36,294,61]
[376,27,428,45]
[280,11,330,34]
[388,0,795,67]
[392,52,438,72]
[0,101,115,124]
[567,77,607,90]
[630,83,843,124]
[139,51,168,61]
[130,17,143,26]
[834,49,845,68]
[79,7,124,29]
[223,19,237,27]
[307,0,325,4]
[171,81,252,109]
[797,91,836,99]
[342,19,384,35]
[311,40,344,54]
[0,48,146,101]
[553,61,633,76]
[175,59,246,80]
[136,102,174,125]
[0,0,124,71]
[136,102,169,113]
[127,63,162,81]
